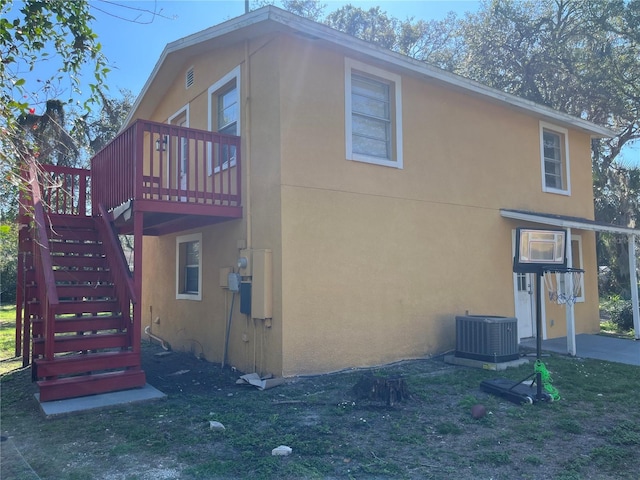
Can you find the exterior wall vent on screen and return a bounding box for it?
[455,315,519,363]
[186,67,194,89]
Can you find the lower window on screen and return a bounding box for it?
[176,233,202,300]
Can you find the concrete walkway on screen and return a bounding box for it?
[521,334,640,366]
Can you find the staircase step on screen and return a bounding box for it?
[56,284,115,299]
[49,242,105,255]
[46,214,96,230]
[32,314,124,335]
[54,270,112,284]
[55,299,119,315]
[37,369,146,402]
[49,229,99,243]
[51,256,107,269]
[35,351,140,378]
[33,332,129,355]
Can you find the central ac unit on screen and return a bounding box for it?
[455,315,519,363]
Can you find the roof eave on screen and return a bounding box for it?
[501,209,640,235]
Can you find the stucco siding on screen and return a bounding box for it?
[137,29,601,378]
[280,186,517,375]
[276,36,600,374]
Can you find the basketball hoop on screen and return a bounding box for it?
[543,267,584,306]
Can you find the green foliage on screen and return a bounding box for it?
[72,89,134,157]
[0,223,17,304]
[601,295,635,331]
[610,299,634,331]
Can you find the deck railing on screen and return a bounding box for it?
[39,164,91,217]
[91,119,241,213]
[26,162,59,361]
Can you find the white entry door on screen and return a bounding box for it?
[514,272,535,339]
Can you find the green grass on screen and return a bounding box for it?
[0,306,21,374]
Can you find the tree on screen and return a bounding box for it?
[73,89,135,157]
[280,0,326,21]
[0,0,109,217]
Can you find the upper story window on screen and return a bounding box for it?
[345,58,403,169]
[208,66,241,175]
[218,86,238,136]
[540,122,570,195]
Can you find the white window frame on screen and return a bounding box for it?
[176,232,202,301]
[345,58,403,169]
[540,121,571,196]
[207,65,241,176]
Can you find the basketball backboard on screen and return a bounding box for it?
[513,228,567,273]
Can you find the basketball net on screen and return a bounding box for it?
[543,268,584,306]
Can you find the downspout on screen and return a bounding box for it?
[244,39,252,250]
[628,234,639,339]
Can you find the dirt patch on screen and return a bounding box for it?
[2,342,640,479]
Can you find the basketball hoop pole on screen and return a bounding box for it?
[535,271,544,401]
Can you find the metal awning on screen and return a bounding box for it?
[500,209,640,236]
[500,208,640,353]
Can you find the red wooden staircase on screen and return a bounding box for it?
[17,163,145,402]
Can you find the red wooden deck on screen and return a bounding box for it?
[91,119,242,235]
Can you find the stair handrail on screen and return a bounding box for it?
[27,161,59,360]
[97,204,137,305]
[28,162,59,307]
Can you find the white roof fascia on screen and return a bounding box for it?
[500,209,640,236]
[123,6,616,139]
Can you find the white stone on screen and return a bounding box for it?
[271,445,292,456]
[209,421,226,431]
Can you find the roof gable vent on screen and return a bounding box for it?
[186,67,194,89]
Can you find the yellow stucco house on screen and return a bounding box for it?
[116,6,628,378]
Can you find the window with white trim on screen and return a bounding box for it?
[540,122,570,195]
[345,58,402,168]
[176,233,202,300]
[207,66,241,175]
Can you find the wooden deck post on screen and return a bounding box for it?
[132,211,143,356]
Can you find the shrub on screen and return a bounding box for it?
[601,296,634,332]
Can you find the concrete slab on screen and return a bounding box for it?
[36,384,166,418]
[444,354,530,371]
[520,334,640,366]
